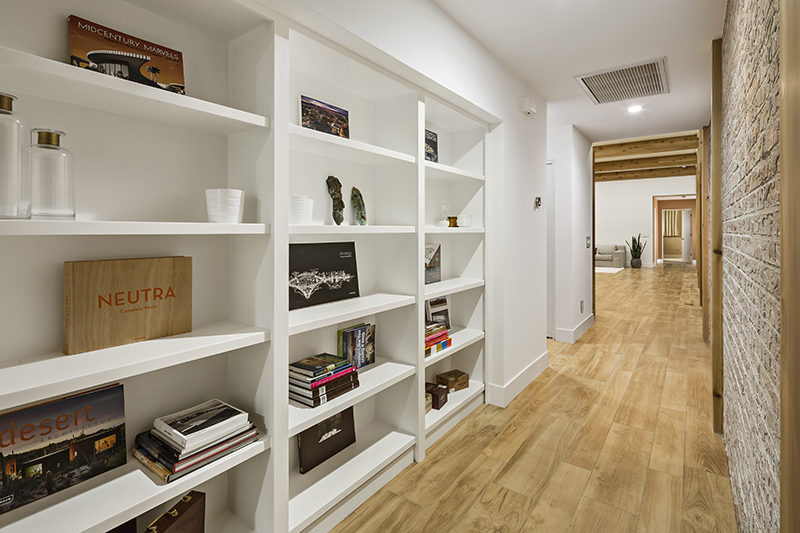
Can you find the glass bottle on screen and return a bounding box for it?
[0,93,30,218]
[30,129,74,219]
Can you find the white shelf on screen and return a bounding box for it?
[424,226,485,235]
[0,321,268,413]
[288,422,414,533]
[0,220,269,236]
[424,277,485,299]
[290,224,415,236]
[0,45,268,135]
[425,161,485,182]
[289,359,415,436]
[0,436,269,533]
[288,293,416,335]
[425,380,485,433]
[288,124,415,166]
[425,328,485,368]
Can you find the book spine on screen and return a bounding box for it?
[425,332,449,347]
[290,372,357,396]
[355,326,366,368]
[153,420,188,449]
[309,365,356,389]
[337,328,344,358]
[63,262,72,355]
[290,381,359,406]
[134,448,171,482]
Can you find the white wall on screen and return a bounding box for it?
[547,124,593,343]
[264,0,548,406]
[595,176,696,267]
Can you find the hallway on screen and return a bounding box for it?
[332,264,737,532]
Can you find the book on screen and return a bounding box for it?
[289,242,359,310]
[425,296,451,330]
[342,324,376,369]
[289,365,356,389]
[290,353,350,377]
[425,129,438,162]
[153,399,249,451]
[136,425,257,473]
[300,95,349,138]
[425,243,441,284]
[289,380,360,407]
[425,331,449,347]
[289,372,358,397]
[338,323,365,358]
[63,256,192,354]
[0,384,126,515]
[68,15,186,95]
[297,407,355,473]
[425,337,452,357]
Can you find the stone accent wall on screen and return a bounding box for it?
[721,0,781,530]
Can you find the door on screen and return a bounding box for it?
[546,161,555,338]
[681,209,693,262]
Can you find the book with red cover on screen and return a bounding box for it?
[290,365,357,389]
[136,425,257,473]
[289,380,360,407]
[289,372,358,396]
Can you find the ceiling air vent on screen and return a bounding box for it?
[575,57,669,105]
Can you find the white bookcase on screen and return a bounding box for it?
[0,1,490,531]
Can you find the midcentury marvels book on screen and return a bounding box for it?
[425,243,441,284]
[68,15,186,94]
[300,95,349,138]
[297,407,355,473]
[425,129,438,162]
[0,384,126,515]
[289,242,359,310]
[63,256,192,355]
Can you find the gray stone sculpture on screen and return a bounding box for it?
[326,175,344,225]
[351,187,367,226]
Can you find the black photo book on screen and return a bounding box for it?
[289,242,360,310]
[297,407,356,473]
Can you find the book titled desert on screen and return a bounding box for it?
[68,15,186,94]
[63,256,192,354]
[0,384,126,515]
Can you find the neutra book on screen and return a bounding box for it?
[63,256,192,354]
[0,384,126,515]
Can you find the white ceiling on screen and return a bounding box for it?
[432,0,725,141]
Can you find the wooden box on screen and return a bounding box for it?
[63,256,192,354]
[425,382,448,410]
[145,491,205,532]
[436,369,469,393]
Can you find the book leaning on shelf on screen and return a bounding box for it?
[337,323,375,368]
[289,353,359,408]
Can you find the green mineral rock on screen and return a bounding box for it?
[326,175,344,225]
[351,186,367,226]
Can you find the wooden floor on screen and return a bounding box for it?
[331,264,738,532]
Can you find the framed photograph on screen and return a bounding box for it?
[426,296,451,330]
[425,129,438,162]
[289,242,360,310]
[300,95,350,138]
[424,243,441,284]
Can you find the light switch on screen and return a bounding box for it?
[586,236,591,249]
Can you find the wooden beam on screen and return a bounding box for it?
[594,148,697,163]
[593,134,699,160]
[701,125,711,343]
[594,153,697,173]
[780,0,800,529]
[594,166,697,182]
[711,39,724,434]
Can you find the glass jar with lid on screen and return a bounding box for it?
[30,129,74,219]
[0,93,31,218]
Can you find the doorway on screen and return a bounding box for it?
[653,196,697,265]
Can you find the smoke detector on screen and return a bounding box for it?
[575,57,669,105]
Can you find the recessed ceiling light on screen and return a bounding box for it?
[628,104,643,114]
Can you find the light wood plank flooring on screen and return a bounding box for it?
[332,264,737,532]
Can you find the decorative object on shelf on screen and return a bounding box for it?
[290,194,313,225]
[63,256,192,354]
[136,399,257,484]
[425,296,451,330]
[424,321,451,357]
[144,491,205,533]
[425,392,432,413]
[297,407,356,474]
[437,201,449,227]
[289,354,359,408]
[456,215,472,228]
[424,243,441,284]
[30,129,74,220]
[351,186,366,226]
[325,175,344,225]
[338,323,375,368]
[447,216,459,228]
[205,188,244,223]
[0,92,30,219]
[0,384,126,515]
[437,369,469,393]
[68,15,186,94]
[425,382,448,410]
[625,233,647,269]
[289,242,359,310]
[300,95,349,138]
[425,129,438,162]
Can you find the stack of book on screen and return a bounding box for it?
[425,321,451,357]
[134,399,258,483]
[290,353,360,407]
[337,323,376,368]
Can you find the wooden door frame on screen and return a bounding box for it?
[711,38,724,433]
[780,0,799,528]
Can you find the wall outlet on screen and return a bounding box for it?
[580,300,584,313]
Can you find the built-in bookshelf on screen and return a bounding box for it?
[0,2,490,531]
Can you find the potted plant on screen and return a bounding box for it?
[626,233,647,268]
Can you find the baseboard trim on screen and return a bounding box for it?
[554,313,595,344]
[486,350,548,407]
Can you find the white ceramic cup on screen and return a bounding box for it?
[457,215,473,227]
[290,195,308,225]
[206,189,244,223]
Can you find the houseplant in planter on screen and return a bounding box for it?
[626,233,647,268]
